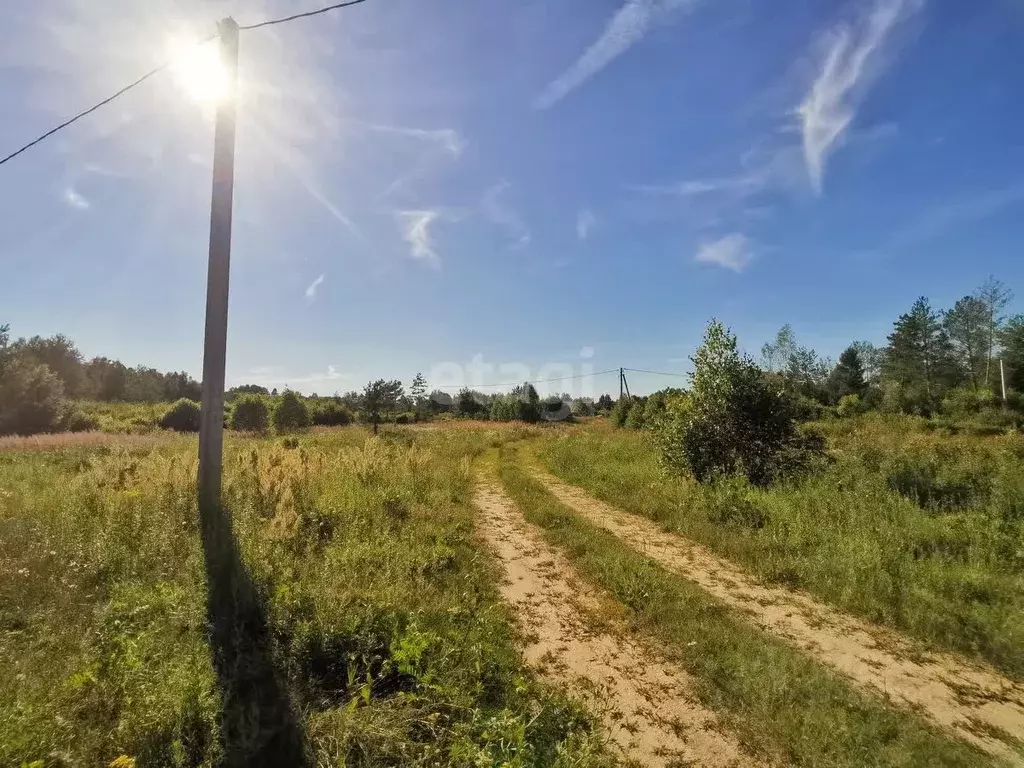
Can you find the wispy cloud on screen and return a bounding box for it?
[63,186,90,210]
[398,210,441,267]
[798,0,921,192]
[577,208,596,240]
[482,181,531,248]
[363,124,463,156]
[305,273,326,300]
[695,233,753,272]
[533,0,698,109]
[873,184,1024,257]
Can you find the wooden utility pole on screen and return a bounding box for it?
[619,367,624,400]
[198,18,240,520]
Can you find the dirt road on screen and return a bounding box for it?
[474,479,760,768]
[532,468,1024,761]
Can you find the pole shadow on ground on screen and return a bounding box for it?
[201,502,309,767]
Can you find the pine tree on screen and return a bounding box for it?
[975,277,1013,387]
[943,295,989,389]
[827,346,866,401]
[883,297,960,411]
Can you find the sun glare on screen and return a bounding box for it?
[168,37,229,105]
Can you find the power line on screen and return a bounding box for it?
[0,0,375,167]
[239,0,369,30]
[623,368,688,378]
[0,36,215,168]
[432,369,620,391]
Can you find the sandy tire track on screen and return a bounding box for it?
[532,466,1024,762]
[474,480,760,768]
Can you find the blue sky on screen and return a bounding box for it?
[2,0,1023,396]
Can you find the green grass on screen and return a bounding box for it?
[537,415,1024,679]
[0,425,613,767]
[497,442,996,767]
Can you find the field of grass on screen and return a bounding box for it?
[536,414,1024,678]
[0,424,612,766]
[496,443,990,767]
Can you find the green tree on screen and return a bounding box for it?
[571,397,595,417]
[850,341,883,382]
[975,276,1013,387]
[456,388,487,418]
[595,394,614,413]
[999,315,1024,393]
[410,372,428,419]
[158,398,201,432]
[362,379,404,433]
[657,320,822,486]
[827,346,867,402]
[272,390,312,432]
[0,358,67,436]
[511,382,541,423]
[230,395,270,432]
[9,334,84,397]
[761,324,796,373]
[943,295,989,389]
[610,397,631,427]
[883,297,960,413]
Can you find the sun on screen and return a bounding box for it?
[168,36,230,105]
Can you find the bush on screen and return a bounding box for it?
[311,400,351,427]
[158,399,201,432]
[230,395,270,432]
[62,409,100,433]
[571,398,595,418]
[656,320,824,486]
[836,394,863,419]
[0,359,67,436]
[941,387,997,417]
[490,394,520,422]
[624,398,647,429]
[272,390,312,432]
[610,398,630,427]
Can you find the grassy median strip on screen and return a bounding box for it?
[497,442,996,768]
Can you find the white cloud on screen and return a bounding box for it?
[481,181,532,248]
[695,233,753,272]
[577,208,596,240]
[398,210,441,267]
[63,186,89,209]
[365,124,463,156]
[305,273,326,299]
[533,0,697,109]
[798,0,921,192]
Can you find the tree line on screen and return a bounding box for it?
[755,277,1024,417]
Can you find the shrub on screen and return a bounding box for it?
[624,398,647,429]
[311,400,351,427]
[230,395,270,432]
[158,399,201,432]
[571,398,595,418]
[656,320,824,486]
[836,394,863,419]
[941,387,997,417]
[62,409,101,433]
[0,359,67,436]
[272,390,311,432]
[610,398,630,427]
[490,394,520,422]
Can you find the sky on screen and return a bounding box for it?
[2,0,1023,396]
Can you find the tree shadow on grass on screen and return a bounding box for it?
[201,504,309,767]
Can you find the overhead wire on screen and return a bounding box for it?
[432,369,621,391]
[623,368,688,378]
[238,0,370,30]
[0,0,374,167]
[0,34,217,168]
